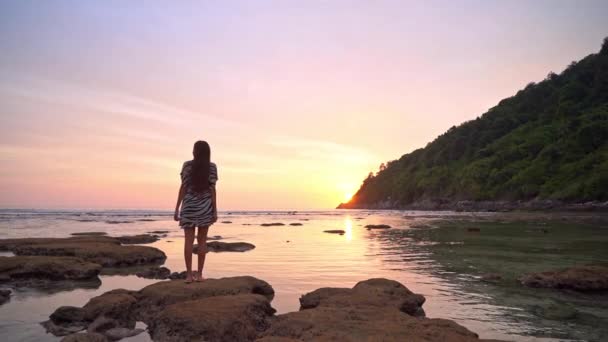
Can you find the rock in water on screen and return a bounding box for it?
[299,278,426,317]
[135,266,171,280]
[260,223,285,227]
[0,256,101,286]
[115,234,158,244]
[259,277,499,342]
[0,236,166,267]
[323,230,345,235]
[47,276,499,341]
[365,224,392,229]
[193,241,256,253]
[149,294,275,342]
[519,265,608,291]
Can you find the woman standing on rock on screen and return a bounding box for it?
[174,140,218,283]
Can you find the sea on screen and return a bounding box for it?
[0,209,605,342]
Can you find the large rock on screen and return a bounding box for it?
[47,276,276,341]
[0,236,166,267]
[300,278,425,317]
[135,276,274,320]
[519,265,608,291]
[149,294,275,342]
[0,256,101,285]
[258,306,490,342]
[259,278,498,342]
[193,241,256,253]
[47,277,498,342]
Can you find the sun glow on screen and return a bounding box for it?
[344,192,354,203]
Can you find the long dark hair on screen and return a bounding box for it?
[191,140,211,193]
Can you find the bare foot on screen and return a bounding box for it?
[185,274,194,283]
[194,273,205,282]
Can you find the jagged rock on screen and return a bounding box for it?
[135,266,171,279]
[115,234,158,244]
[0,256,101,286]
[519,265,608,291]
[193,241,256,253]
[148,294,275,342]
[323,230,345,235]
[0,236,166,267]
[71,232,107,236]
[61,332,108,342]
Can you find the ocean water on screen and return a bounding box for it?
[0,209,605,342]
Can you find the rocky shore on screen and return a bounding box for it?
[337,199,608,212]
[46,276,500,342]
[0,235,166,291]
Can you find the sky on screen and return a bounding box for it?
[1,1,607,210]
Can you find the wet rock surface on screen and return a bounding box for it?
[519,265,608,291]
[193,241,256,253]
[261,223,285,227]
[0,256,101,287]
[51,276,275,341]
[0,236,166,267]
[49,277,497,342]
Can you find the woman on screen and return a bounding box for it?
[174,140,218,283]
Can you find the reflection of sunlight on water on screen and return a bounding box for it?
[344,216,352,241]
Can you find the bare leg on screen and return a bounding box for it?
[184,227,195,282]
[196,226,209,281]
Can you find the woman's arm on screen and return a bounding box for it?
[211,186,217,222]
[174,183,185,221]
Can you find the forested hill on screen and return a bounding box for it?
[339,38,608,210]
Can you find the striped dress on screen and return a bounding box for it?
[179,161,218,229]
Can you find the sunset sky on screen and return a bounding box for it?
[1,1,607,210]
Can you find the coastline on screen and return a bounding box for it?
[337,199,608,212]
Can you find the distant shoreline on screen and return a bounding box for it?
[337,199,608,212]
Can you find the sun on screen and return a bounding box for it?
[344,192,353,203]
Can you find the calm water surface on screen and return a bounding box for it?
[0,209,605,341]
